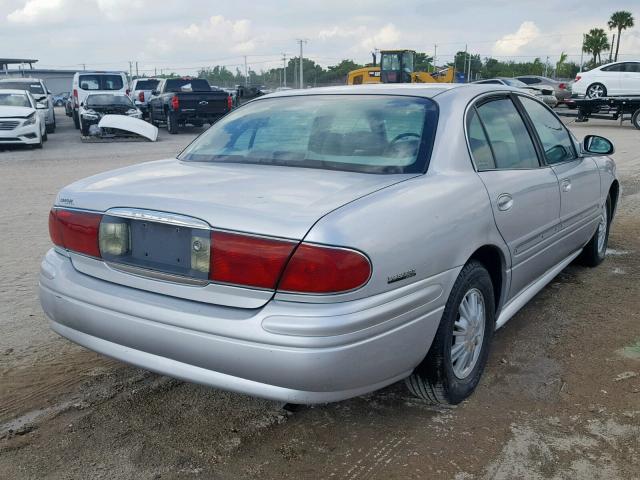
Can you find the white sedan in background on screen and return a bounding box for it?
[573,61,640,98]
[0,89,46,148]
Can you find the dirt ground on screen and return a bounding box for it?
[1,109,639,479]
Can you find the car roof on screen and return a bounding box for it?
[261,83,527,99]
[0,88,31,95]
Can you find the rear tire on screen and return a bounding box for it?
[580,197,611,267]
[167,112,178,134]
[632,109,640,130]
[73,110,80,129]
[406,261,495,405]
[43,130,48,142]
[586,83,607,99]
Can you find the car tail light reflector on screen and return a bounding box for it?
[558,82,566,90]
[575,75,581,82]
[171,96,180,110]
[227,95,233,110]
[209,232,296,289]
[138,91,145,102]
[278,243,371,294]
[49,209,102,257]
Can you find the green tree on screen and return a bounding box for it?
[608,11,635,62]
[414,52,433,72]
[583,28,610,65]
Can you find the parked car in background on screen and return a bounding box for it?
[79,93,142,136]
[516,75,571,103]
[147,78,232,133]
[474,78,558,107]
[65,95,73,117]
[42,84,618,406]
[129,78,160,118]
[0,77,56,133]
[572,61,640,98]
[71,71,129,129]
[53,92,69,107]
[0,89,47,148]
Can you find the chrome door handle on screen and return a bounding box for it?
[497,193,513,211]
[561,179,572,192]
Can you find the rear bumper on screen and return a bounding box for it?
[40,249,452,403]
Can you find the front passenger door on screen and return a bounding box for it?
[468,96,562,299]
[517,95,601,257]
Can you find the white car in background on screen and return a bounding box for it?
[71,71,129,129]
[572,61,640,98]
[0,89,47,148]
[129,78,159,118]
[0,77,56,133]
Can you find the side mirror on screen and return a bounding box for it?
[36,102,48,109]
[582,135,614,155]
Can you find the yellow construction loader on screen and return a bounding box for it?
[347,49,455,85]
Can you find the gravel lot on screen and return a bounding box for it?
[1,109,639,479]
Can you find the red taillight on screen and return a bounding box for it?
[278,243,371,294]
[171,95,179,110]
[575,75,581,82]
[209,232,296,289]
[49,208,102,257]
[73,89,78,98]
[558,82,566,90]
[138,91,145,102]
[227,95,233,110]
[126,89,130,96]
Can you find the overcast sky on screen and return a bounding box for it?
[1,0,639,75]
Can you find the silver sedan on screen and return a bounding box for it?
[40,84,618,405]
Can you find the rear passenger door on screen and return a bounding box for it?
[517,95,601,257]
[468,95,562,299]
[620,62,640,95]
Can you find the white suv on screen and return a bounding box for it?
[573,61,640,98]
[71,71,129,129]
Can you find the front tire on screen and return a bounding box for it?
[580,197,611,267]
[406,261,495,405]
[586,83,607,99]
[632,109,640,130]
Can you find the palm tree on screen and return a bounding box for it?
[583,28,610,65]
[608,11,635,62]
[555,52,568,78]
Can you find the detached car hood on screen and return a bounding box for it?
[0,106,35,118]
[56,159,416,239]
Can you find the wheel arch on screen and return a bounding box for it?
[608,179,619,220]
[468,245,507,312]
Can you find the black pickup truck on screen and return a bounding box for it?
[147,78,232,134]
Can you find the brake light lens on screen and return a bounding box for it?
[278,243,371,294]
[558,82,566,90]
[209,231,295,289]
[49,208,102,257]
[227,95,233,110]
[171,96,179,110]
[138,91,145,102]
[575,75,581,82]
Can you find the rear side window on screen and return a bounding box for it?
[519,77,540,85]
[134,80,159,90]
[601,63,624,72]
[518,96,576,164]
[78,75,124,91]
[467,109,495,170]
[475,97,539,169]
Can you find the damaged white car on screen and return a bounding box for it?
[79,93,156,141]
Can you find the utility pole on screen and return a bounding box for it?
[129,61,133,79]
[579,34,585,72]
[464,44,468,82]
[135,61,139,78]
[433,44,437,73]
[297,39,307,89]
[282,53,287,87]
[244,55,248,86]
[544,56,549,77]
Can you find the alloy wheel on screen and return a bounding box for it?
[451,288,486,379]
[587,84,605,98]
[597,203,608,254]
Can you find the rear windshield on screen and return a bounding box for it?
[165,79,211,92]
[179,95,438,174]
[0,81,44,95]
[0,92,31,107]
[86,94,133,107]
[78,74,124,91]
[134,79,159,90]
